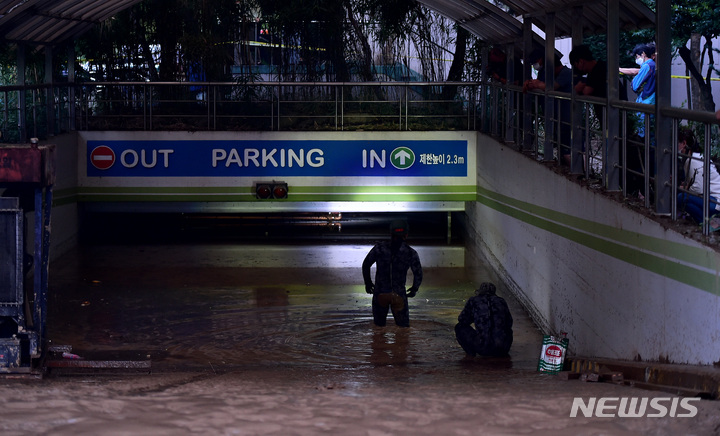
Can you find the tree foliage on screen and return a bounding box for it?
[580,1,719,111]
[670,0,720,111]
[77,0,247,82]
[66,0,466,84]
[1,0,473,90]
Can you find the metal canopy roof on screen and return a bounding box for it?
[0,0,655,48]
[419,0,540,46]
[417,0,655,45]
[0,0,143,46]
[499,0,656,37]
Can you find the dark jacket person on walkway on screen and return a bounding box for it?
[362,219,422,327]
[455,283,513,356]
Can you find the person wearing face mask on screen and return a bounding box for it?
[618,43,657,197]
[362,219,423,327]
[523,48,573,165]
[620,43,656,137]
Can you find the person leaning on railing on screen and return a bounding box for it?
[523,48,573,166]
[621,43,656,140]
[677,127,720,230]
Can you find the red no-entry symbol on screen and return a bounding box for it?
[90,145,116,170]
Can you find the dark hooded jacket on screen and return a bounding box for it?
[362,238,422,295]
[457,283,513,355]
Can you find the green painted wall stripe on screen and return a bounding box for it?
[293,185,475,194]
[49,187,79,208]
[77,193,474,202]
[477,185,719,270]
[477,190,720,295]
[74,185,476,202]
[79,187,251,194]
[56,186,474,205]
[77,185,476,195]
[52,195,77,207]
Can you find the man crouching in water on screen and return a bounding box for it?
[362,219,423,327]
[455,282,513,356]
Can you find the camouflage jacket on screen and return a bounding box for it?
[362,241,422,294]
[458,291,513,329]
[457,290,513,352]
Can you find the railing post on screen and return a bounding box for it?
[68,45,76,132]
[644,117,651,208]
[271,84,275,131]
[606,0,621,191]
[149,84,153,131]
[209,84,213,130]
[276,84,281,131]
[584,102,590,179]
[17,44,27,143]
[402,83,406,131]
[504,43,516,144]
[45,46,55,137]
[491,85,498,136]
[397,83,402,130]
[570,5,585,174]
[522,17,533,151]
[480,47,488,132]
[543,12,556,162]
[2,90,8,140]
[671,118,678,220]
[702,123,711,234]
[535,95,541,156]
[472,85,478,131]
[620,111,626,197]
[82,86,87,130]
[468,85,474,130]
[143,83,147,130]
[31,89,38,138]
[654,0,673,215]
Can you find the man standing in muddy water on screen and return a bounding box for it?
[362,219,423,327]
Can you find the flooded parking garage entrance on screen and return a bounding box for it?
[46,212,539,372]
[45,241,540,373]
[2,213,719,435]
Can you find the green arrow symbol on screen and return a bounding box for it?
[391,147,415,169]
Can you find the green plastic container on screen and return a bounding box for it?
[537,334,569,374]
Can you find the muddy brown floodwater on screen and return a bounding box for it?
[0,243,718,435]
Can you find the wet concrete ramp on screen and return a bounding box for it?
[0,242,715,434]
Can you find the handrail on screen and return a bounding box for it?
[1,79,719,238]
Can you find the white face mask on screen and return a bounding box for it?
[532,62,541,71]
[635,57,644,66]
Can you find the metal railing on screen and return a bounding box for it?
[2,79,719,236]
[62,81,476,133]
[518,84,720,235]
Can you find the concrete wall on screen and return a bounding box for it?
[465,132,720,366]
[33,132,79,261]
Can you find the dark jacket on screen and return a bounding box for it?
[457,288,513,355]
[362,240,422,294]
